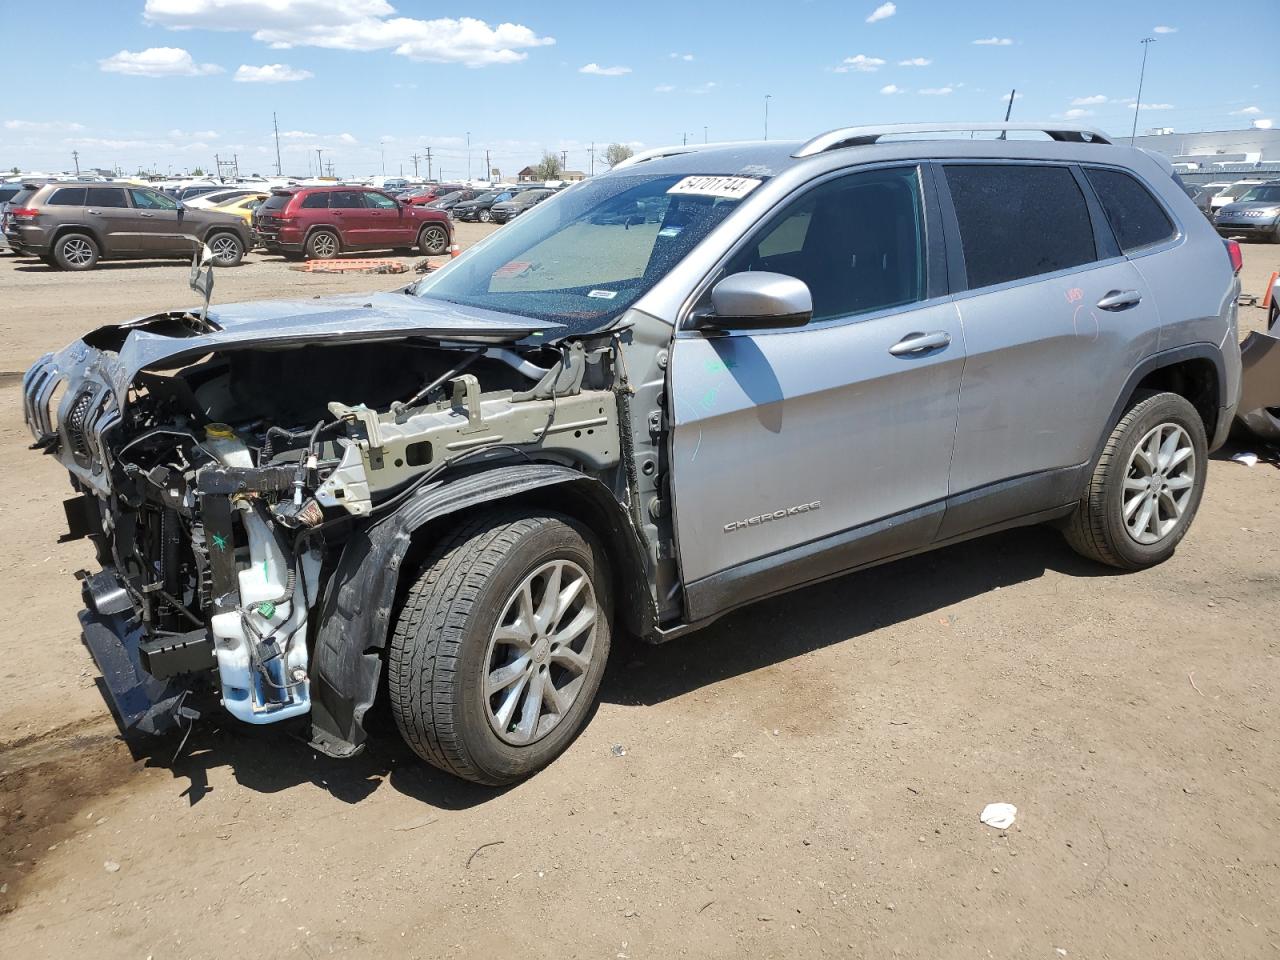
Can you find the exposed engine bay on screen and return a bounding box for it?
[23,298,635,740]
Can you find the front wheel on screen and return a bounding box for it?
[479,209,491,223]
[417,223,449,256]
[388,511,612,785]
[207,232,244,267]
[1064,391,1207,569]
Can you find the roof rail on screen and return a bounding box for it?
[793,122,1112,158]
[611,144,711,170]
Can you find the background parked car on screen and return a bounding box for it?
[1213,180,1280,242]
[1209,179,1266,212]
[3,181,251,270]
[452,189,514,222]
[419,189,480,211]
[209,192,269,229]
[184,188,261,210]
[253,185,452,259]
[1179,182,1213,219]
[0,180,27,252]
[489,187,553,223]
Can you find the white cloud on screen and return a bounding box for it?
[579,63,630,76]
[234,63,313,82]
[835,54,886,73]
[1232,106,1263,115]
[653,83,675,93]
[880,84,904,95]
[898,57,931,67]
[1153,25,1177,34]
[168,128,220,139]
[4,120,84,132]
[668,52,694,61]
[999,91,1023,101]
[1252,119,1273,129]
[691,81,718,94]
[973,37,1013,46]
[1071,94,1108,105]
[1063,108,1093,119]
[919,87,953,96]
[99,47,223,77]
[866,2,896,23]
[1132,102,1174,110]
[143,1,554,68]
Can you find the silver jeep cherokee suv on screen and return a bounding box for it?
[24,122,1242,785]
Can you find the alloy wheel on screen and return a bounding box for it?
[62,238,94,266]
[1122,422,1196,545]
[209,235,240,264]
[483,559,599,746]
[310,233,337,258]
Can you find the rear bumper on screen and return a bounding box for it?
[5,225,49,253]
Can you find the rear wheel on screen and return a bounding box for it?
[417,223,449,256]
[388,510,612,785]
[305,229,340,260]
[207,231,244,267]
[53,232,99,271]
[1064,391,1207,569]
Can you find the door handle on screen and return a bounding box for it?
[87,209,101,215]
[139,212,154,218]
[889,331,952,356]
[1096,289,1142,311]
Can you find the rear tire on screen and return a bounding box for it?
[417,223,449,256]
[305,229,340,260]
[388,510,612,786]
[1064,391,1207,569]
[53,232,99,271]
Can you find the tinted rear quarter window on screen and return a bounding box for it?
[299,193,330,209]
[1085,167,1176,252]
[48,187,87,206]
[945,164,1096,289]
[260,193,291,212]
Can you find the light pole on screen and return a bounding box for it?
[466,131,471,180]
[704,125,708,143]
[1130,37,1157,145]
[764,94,772,140]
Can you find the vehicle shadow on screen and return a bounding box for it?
[11,257,203,273]
[600,524,1111,709]
[126,524,1109,811]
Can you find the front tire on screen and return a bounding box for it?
[1064,391,1207,569]
[479,209,492,223]
[53,232,99,271]
[207,231,244,267]
[388,510,612,785]
[417,223,449,256]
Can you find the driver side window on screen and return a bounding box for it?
[725,165,926,323]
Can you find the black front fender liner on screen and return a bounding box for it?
[308,463,647,758]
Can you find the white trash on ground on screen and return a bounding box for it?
[1230,451,1259,467]
[979,802,1017,829]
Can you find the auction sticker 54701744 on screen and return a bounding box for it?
[667,176,763,199]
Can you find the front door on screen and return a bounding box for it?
[329,190,374,248]
[362,190,405,246]
[127,187,187,253]
[668,165,965,616]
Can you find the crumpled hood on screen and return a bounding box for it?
[74,290,563,383]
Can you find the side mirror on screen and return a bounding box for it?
[698,271,813,331]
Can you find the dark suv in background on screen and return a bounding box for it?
[3,181,251,270]
[254,185,452,259]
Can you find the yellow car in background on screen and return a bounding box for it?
[210,192,268,226]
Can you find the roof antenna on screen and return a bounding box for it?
[188,239,216,331]
[999,88,1016,139]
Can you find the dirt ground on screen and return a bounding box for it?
[0,231,1277,959]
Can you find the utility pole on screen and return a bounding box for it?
[764,94,772,140]
[588,142,595,176]
[1130,37,1157,145]
[315,148,324,178]
[560,149,568,173]
[485,149,491,182]
[71,149,80,175]
[424,147,433,181]
[682,132,687,145]
[380,138,386,176]
[466,132,472,180]
[410,152,422,178]
[272,111,282,176]
[704,125,708,144]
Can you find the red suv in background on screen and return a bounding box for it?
[254,185,452,259]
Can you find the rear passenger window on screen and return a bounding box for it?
[726,165,925,323]
[1084,167,1176,253]
[330,191,364,209]
[300,193,329,209]
[48,187,87,206]
[86,188,128,208]
[945,164,1096,289]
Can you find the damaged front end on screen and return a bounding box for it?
[25,293,629,741]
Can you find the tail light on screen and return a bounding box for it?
[11,207,39,221]
[1225,238,1243,274]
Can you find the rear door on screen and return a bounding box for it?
[937,161,1161,536]
[362,190,406,245]
[85,187,141,253]
[669,165,965,605]
[329,190,372,247]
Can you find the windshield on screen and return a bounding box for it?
[1238,185,1280,203]
[414,172,753,333]
[1225,183,1260,199]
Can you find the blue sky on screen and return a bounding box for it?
[2,0,1276,179]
